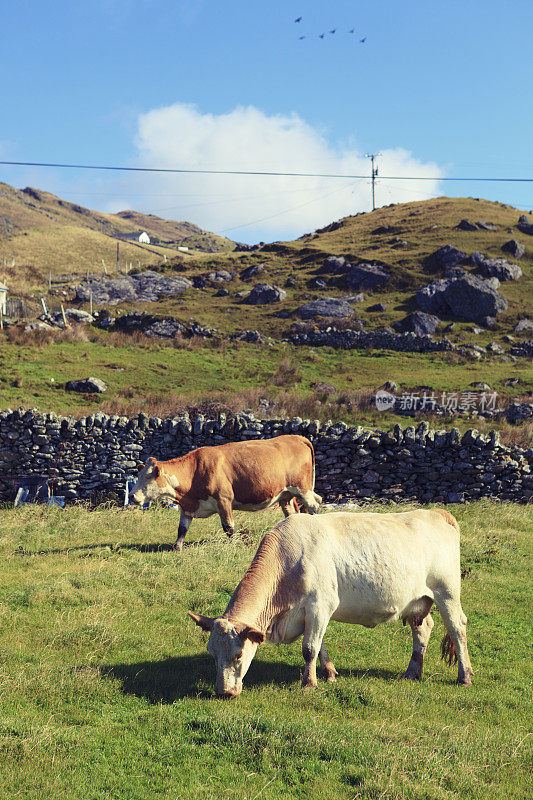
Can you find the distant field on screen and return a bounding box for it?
[0,331,531,441]
[0,501,531,799]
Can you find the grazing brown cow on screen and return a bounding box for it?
[130,435,321,549]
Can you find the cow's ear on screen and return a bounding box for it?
[239,626,265,645]
[188,612,215,632]
[147,457,157,464]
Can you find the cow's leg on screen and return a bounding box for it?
[287,486,322,515]
[319,640,338,682]
[433,593,473,686]
[174,512,192,551]
[301,607,331,688]
[216,496,235,538]
[401,613,434,680]
[279,493,299,517]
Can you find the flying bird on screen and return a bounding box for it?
[349,28,355,34]
[319,33,325,38]
[295,17,302,23]
[360,37,367,43]
[299,35,305,40]
[330,29,336,34]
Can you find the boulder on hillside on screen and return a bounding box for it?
[75,271,192,305]
[207,270,233,282]
[66,377,107,393]
[476,221,498,231]
[501,240,525,259]
[367,302,387,312]
[514,319,533,334]
[336,263,389,291]
[396,311,441,336]
[517,216,533,235]
[296,297,355,320]
[470,252,522,281]
[424,245,467,272]
[317,255,351,274]
[416,273,508,322]
[456,219,478,231]
[240,263,265,281]
[245,283,287,304]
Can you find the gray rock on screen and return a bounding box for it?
[476,221,498,231]
[455,219,478,231]
[416,274,508,322]
[207,270,233,282]
[517,216,533,236]
[424,245,467,272]
[367,302,387,312]
[246,283,287,304]
[24,321,55,332]
[75,271,192,305]
[470,252,522,281]
[297,298,355,320]
[240,263,265,281]
[398,311,440,336]
[318,255,350,274]
[515,319,533,333]
[501,240,525,259]
[66,377,107,393]
[340,263,389,291]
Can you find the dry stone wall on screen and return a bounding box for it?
[0,408,531,505]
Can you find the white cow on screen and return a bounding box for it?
[190,509,473,697]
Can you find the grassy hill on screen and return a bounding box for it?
[0,182,235,290]
[0,192,531,427]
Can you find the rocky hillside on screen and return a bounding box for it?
[61,196,531,348]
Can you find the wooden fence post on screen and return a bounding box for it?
[61,304,68,328]
[89,292,93,316]
[41,297,48,315]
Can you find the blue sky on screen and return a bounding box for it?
[1,0,532,242]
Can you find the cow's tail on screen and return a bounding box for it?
[304,437,322,508]
[441,631,458,667]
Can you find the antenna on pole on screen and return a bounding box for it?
[365,153,382,211]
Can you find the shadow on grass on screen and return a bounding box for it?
[99,654,399,703]
[14,540,210,557]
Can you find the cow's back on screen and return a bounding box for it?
[192,435,315,506]
[270,510,462,623]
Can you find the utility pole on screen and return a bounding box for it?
[365,153,382,211]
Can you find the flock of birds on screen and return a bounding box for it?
[294,16,366,42]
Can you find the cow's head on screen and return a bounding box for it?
[130,457,178,505]
[189,612,265,698]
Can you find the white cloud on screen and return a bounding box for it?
[107,102,444,242]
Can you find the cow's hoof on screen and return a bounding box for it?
[301,681,318,691]
[324,666,338,683]
[173,542,184,552]
[457,677,473,687]
[400,671,422,681]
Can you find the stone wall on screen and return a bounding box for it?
[0,408,531,505]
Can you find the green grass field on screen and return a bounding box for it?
[0,502,531,799]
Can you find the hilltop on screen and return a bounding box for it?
[0,182,235,290]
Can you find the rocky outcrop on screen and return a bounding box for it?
[75,271,192,305]
[396,311,441,336]
[501,240,526,259]
[296,297,355,320]
[424,245,468,273]
[416,274,508,322]
[517,215,533,236]
[470,252,522,281]
[245,283,287,304]
[65,377,107,393]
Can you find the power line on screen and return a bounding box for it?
[1,159,533,182]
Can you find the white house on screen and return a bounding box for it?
[0,281,7,314]
[138,231,150,244]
